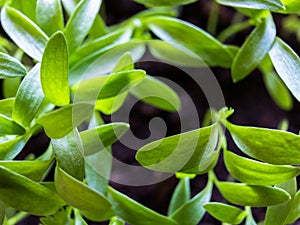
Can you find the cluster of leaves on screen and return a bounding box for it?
[0,0,300,224]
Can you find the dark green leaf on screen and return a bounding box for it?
[136,124,218,173]
[0,166,64,215]
[131,76,181,112]
[232,14,276,82]
[224,150,300,185]
[64,0,102,53]
[1,6,48,61]
[204,202,247,224]
[0,114,25,136]
[13,64,45,128]
[0,98,14,117]
[107,186,177,225]
[41,31,70,106]
[168,177,190,215]
[52,129,84,180]
[36,0,64,36]
[134,0,197,7]
[216,0,285,10]
[36,103,94,139]
[217,182,291,207]
[146,16,233,67]
[170,180,212,225]
[0,52,27,78]
[226,122,300,164]
[55,166,114,221]
[269,37,300,102]
[0,201,4,225]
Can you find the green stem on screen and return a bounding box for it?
[7,212,28,225]
[207,1,219,35]
[217,21,251,42]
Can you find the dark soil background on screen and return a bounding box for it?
[5,0,300,224]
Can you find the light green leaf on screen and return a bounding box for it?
[40,208,72,225]
[1,6,48,61]
[216,0,285,10]
[285,189,300,223]
[131,76,181,112]
[269,37,300,102]
[226,122,300,165]
[3,76,21,98]
[55,166,114,221]
[80,123,129,156]
[0,135,28,160]
[61,0,79,15]
[146,16,233,67]
[112,52,134,72]
[109,217,125,225]
[0,166,64,215]
[224,150,300,185]
[107,186,177,225]
[168,177,190,215]
[10,0,37,21]
[0,98,14,117]
[134,0,197,7]
[64,0,102,53]
[0,52,27,78]
[147,40,206,67]
[136,124,218,173]
[72,70,146,101]
[170,180,212,225]
[36,0,64,36]
[36,103,94,139]
[95,92,128,115]
[281,0,300,14]
[52,129,84,180]
[0,159,53,181]
[74,209,88,225]
[204,202,248,224]
[232,14,276,82]
[245,207,257,225]
[216,182,291,207]
[0,114,25,136]
[41,31,70,106]
[13,64,44,128]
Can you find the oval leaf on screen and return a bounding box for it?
[41,31,70,106]
[224,150,300,185]
[204,202,248,224]
[136,124,218,173]
[217,182,291,207]
[216,0,285,10]
[1,6,48,61]
[0,52,27,79]
[226,122,300,165]
[269,37,300,102]
[232,14,276,82]
[0,114,25,136]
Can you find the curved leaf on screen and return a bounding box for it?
[134,0,197,7]
[216,0,285,11]
[0,98,14,117]
[0,135,27,160]
[285,189,300,224]
[0,114,25,136]
[0,52,27,78]
[41,31,70,106]
[217,182,291,207]
[10,0,37,22]
[224,150,300,185]
[1,6,48,61]
[95,92,128,115]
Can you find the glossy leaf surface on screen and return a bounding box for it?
[0,52,27,79]
[216,0,285,10]
[0,114,25,136]
[134,0,197,7]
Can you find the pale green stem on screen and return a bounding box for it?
[207,1,220,35]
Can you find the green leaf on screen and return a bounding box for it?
[80,123,129,156]
[281,0,300,14]
[52,129,84,180]
[216,0,285,10]
[0,201,4,225]
[36,103,94,139]
[13,64,45,128]
[109,217,125,225]
[107,186,177,225]
[74,209,88,225]
[0,98,14,117]
[72,70,146,101]
[168,177,190,215]
[0,166,64,215]
[95,92,128,115]
[134,0,197,7]
[285,189,300,223]
[55,166,114,221]
[232,14,276,82]
[41,31,70,106]
[10,0,37,22]
[204,202,248,224]
[64,0,102,53]
[136,124,218,173]
[224,150,300,185]
[147,40,206,67]
[269,37,300,102]
[112,52,134,72]
[170,180,212,225]
[1,6,48,61]
[36,0,64,36]
[0,114,25,136]
[245,207,257,225]
[0,135,28,160]
[0,159,53,181]
[0,52,27,78]
[40,207,72,225]
[216,182,291,207]
[226,122,300,165]
[131,76,181,112]
[146,16,233,67]
[3,76,21,98]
